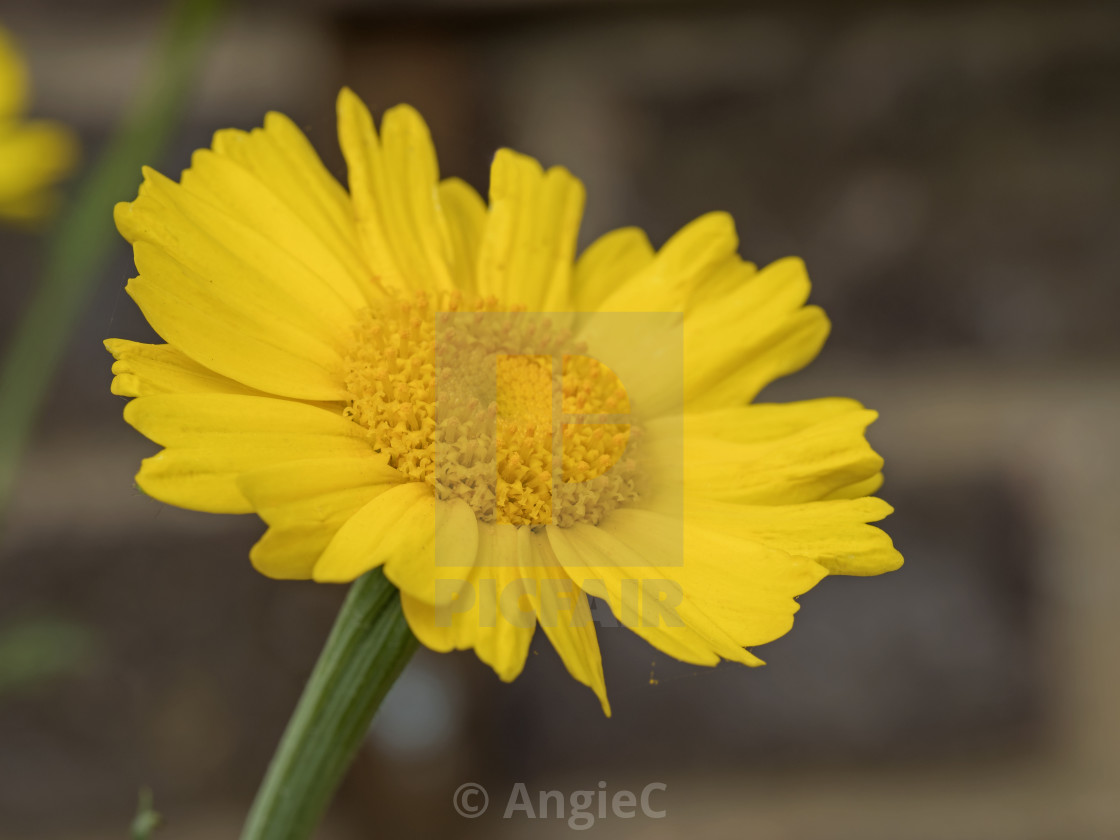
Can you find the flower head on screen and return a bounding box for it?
[107,88,901,715]
[0,25,76,223]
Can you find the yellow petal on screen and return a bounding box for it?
[518,527,610,715]
[242,457,405,579]
[402,522,535,682]
[476,148,585,311]
[573,308,685,422]
[105,339,262,398]
[676,398,866,443]
[572,227,654,312]
[679,526,827,647]
[652,408,883,505]
[548,523,747,667]
[683,258,830,410]
[133,446,357,514]
[210,111,375,303]
[118,161,360,397]
[585,231,830,415]
[124,394,371,513]
[385,497,479,605]
[313,482,478,599]
[824,472,884,500]
[572,214,741,420]
[124,393,362,447]
[436,176,487,292]
[337,89,454,293]
[250,523,342,580]
[601,508,827,649]
[314,482,431,583]
[238,455,402,517]
[687,496,903,576]
[115,101,377,400]
[595,212,739,313]
[124,243,347,401]
[179,146,371,311]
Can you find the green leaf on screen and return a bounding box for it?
[239,569,418,840]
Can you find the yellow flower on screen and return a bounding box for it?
[0,25,76,223]
[106,88,901,715]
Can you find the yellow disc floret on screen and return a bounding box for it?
[343,295,439,482]
[342,292,641,527]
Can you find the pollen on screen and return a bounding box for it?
[342,292,641,527]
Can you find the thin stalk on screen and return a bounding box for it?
[240,569,418,840]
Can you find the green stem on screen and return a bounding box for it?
[0,0,225,520]
[240,569,418,840]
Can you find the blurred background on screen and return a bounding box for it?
[1,1,1118,838]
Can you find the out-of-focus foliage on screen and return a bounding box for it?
[0,615,93,694]
[0,0,224,521]
[131,789,162,840]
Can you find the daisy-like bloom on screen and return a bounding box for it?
[0,25,76,222]
[107,88,901,715]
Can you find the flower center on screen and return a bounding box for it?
[342,292,641,527]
